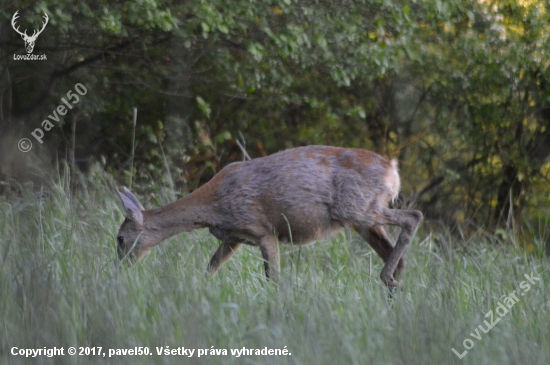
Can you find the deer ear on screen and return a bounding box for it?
[116,188,143,224]
[122,186,145,211]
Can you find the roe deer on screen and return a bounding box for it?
[115,145,423,289]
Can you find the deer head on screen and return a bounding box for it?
[115,185,211,265]
[115,187,151,264]
[11,11,49,54]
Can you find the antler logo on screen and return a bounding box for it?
[11,11,49,54]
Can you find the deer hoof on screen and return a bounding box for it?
[380,270,398,288]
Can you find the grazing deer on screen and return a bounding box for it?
[115,146,422,289]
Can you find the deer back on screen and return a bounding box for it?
[200,146,399,244]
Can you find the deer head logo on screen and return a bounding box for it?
[11,11,49,54]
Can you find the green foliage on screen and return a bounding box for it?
[1,0,550,230]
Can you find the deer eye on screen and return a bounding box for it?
[117,236,124,246]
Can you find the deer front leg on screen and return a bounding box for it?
[206,241,241,276]
[258,235,280,282]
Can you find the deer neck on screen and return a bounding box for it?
[142,194,214,244]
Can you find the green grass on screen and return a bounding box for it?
[1,165,549,365]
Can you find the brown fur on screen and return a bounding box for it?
[115,145,422,288]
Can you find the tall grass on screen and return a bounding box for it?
[1,164,549,365]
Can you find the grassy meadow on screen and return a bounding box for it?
[1,165,549,365]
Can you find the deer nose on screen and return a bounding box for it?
[117,246,132,262]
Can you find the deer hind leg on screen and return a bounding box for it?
[355,225,392,260]
[354,226,406,285]
[206,241,242,276]
[375,209,423,289]
[258,235,280,283]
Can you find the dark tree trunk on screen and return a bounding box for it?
[365,78,395,155]
[493,106,550,229]
[493,164,525,228]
